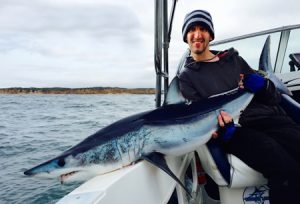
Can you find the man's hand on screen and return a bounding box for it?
[239,74,245,89]
[212,111,236,141]
[239,73,266,93]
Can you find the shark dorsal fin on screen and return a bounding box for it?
[259,36,292,96]
[163,76,186,105]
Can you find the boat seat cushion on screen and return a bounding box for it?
[196,142,267,188]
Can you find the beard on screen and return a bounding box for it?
[192,41,209,55]
[194,49,205,55]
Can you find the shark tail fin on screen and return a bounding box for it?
[259,35,292,96]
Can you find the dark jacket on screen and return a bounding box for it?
[178,48,290,126]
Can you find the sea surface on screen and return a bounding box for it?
[0,94,155,204]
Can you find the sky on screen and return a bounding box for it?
[0,0,299,88]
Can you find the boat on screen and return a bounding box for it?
[56,1,300,203]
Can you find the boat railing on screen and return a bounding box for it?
[211,25,300,46]
[211,24,300,74]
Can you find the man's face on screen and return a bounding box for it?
[187,25,212,55]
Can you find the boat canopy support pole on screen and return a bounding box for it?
[162,0,169,101]
[154,0,163,107]
[274,30,290,73]
[154,0,177,107]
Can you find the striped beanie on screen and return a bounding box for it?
[182,10,215,43]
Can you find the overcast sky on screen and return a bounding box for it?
[0,0,299,88]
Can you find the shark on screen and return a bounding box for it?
[24,87,253,186]
[24,37,284,191]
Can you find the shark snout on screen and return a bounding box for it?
[24,169,34,176]
[24,157,66,177]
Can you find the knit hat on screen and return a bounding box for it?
[182,10,215,43]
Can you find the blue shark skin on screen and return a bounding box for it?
[24,88,253,183]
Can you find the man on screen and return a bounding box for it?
[178,10,300,204]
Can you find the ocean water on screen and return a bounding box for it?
[0,94,155,204]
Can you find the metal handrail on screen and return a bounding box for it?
[211,24,300,46]
[211,24,300,73]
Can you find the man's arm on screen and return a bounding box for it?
[241,72,281,105]
[239,56,281,105]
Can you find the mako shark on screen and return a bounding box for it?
[24,38,280,190]
[24,88,253,185]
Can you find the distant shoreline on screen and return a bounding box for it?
[0,87,155,94]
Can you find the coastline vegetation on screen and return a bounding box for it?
[0,87,155,94]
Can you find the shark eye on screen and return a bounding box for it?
[57,158,65,167]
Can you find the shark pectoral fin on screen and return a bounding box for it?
[141,152,192,198]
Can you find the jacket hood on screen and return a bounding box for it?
[185,48,239,70]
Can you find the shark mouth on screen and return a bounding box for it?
[60,171,79,184]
